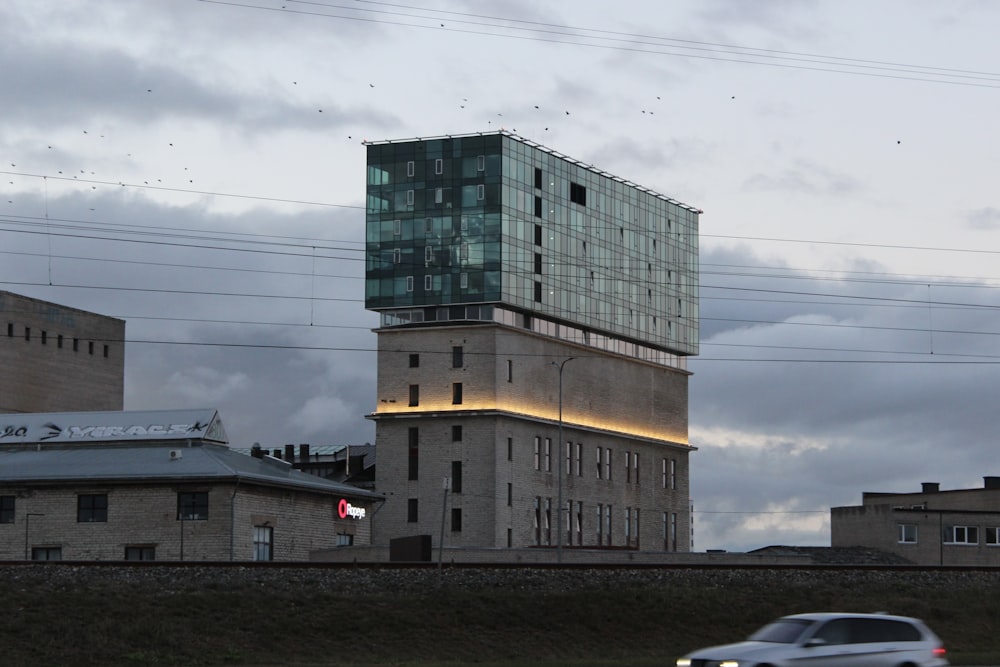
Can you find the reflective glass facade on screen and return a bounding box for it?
[365,132,699,358]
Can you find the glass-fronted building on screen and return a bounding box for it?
[366,132,699,558]
[366,131,699,368]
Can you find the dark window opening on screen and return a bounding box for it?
[125,546,156,561]
[452,382,463,405]
[0,496,14,524]
[451,425,462,442]
[41,331,47,345]
[57,334,63,348]
[534,253,542,274]
[451,460,463,493]
[534,225,542,246]
[32,547,61,561]
[24,327,30,341]
[534,196,542,217]
[103,345,109,358]
[534,167,542,190]
[407,498,418,522]
[452,345,463,368]
[451,508,462,532]
[409,384,419,407]
[570,182,587,206]
[177,492,209,520]
[5,323,11,337]
[88,341,94,355]
[77,494,108,522]
[408,427,419,480]
[534,281,542,303]
[73,338,79,352]
[409,353,419,368]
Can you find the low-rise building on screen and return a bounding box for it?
[832,478,1000,566]
[0,409,383,561]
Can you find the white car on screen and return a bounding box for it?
[676,612,948,667]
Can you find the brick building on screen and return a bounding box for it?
[832,478,1000,566]
[1,291,124,413]
[0,409,382,561]
[365,132,699,555]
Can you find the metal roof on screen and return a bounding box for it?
[0,441,383,500]
[0,408,228,445]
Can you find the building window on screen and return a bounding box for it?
[898,524,918,544]
[534,196,542,218]
[177,492,208,521]
[406,160,415,177]
[88,341,94,355]
[77,494,108,523]
[452,345,464,368]
[451,508,462,532]
[6,322,11,337]
[633,452,640,484]
[625,450,631,483]
[596,447,603,479]
[0,496,13,523]
[337,533,354,546]
[41,331,47,345]
[507,483,512,507]
[544,498,551,545]
[670,512,678,551]
[24,327,30,341]
[452,382,463,404]
[987,527,1000,546]
[534,252,542,274]
[945,525,979,545]
[73,337,79,351]
[596,504,603,544]
[57,334,63,348]
[534,224,542,246]
[604,504,612,545]
[434,187,443,204]
[125,546,156,561]
[424,275,433,291]
[564,441,571,478]
[506,359,513,382]
[103,344,109,358]
[253,526,273,561]
[534,436,541,470]
[476,184,485,200]
[534,281,542,303]
[460,272,468,288]
[477,155,486,171]
[32,547,61,561]
[507,437,513,461]
[575,443,583,476]
[393,248,401,264]
[534,167,542,190]
[393,219,402,235]
[634,508,640,549]
[534,497,541,545]
[451,425,462,442]
[570,182,587,206]
[604,448,612,481]
[408,427,419,480]
[625,507,631,546]
[407,498,418,523]
[544,438,552,473]
[409,384,419,406]
[406,276,414,292]
[434,158,443,175]
[451,461,463,494]
[405,189,414,206]
[409,353,419,368]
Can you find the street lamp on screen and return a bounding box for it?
[551,357,575,563]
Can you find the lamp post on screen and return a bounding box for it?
[551,357,575,563]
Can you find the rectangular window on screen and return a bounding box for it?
[476,184,485,200]
[945,525,979,545]
[103,344,109,358]
[604,448,612,481]
[6,323,11,337]
[625,507,631,545]
[570,182,587,206]
[670,513,678,551]
[506,359,513,382]
[409,384,419,407]
[544,498,551,545]
[452,345,464,368]
[434,187,443,204]
[434,158,443,175]
[575,443,582,477]
[507,483,512,506]
[534,224,542,246]
[986,527,1000,545]
[534,252,542,274]
[424,275,433,291]
[565,441,571,478]
[451,425,462,442]
[408,427,419,480]
[625,450,631,483]
[425,245,435,263]
[393,247,402,264]
[574,501,583,545]
[0,496,14,523]
[409,353,419,368]
[32,547,61,561]
[477,155,485,171]
[534,436,541,470]
[634,508,641,549]
[88,341,94,355]
[253,526,273,561]
[596,447,603,479]
[596,504,603,544]
[534,281,542,303]
[534,497,541,545]
[534,196,542,218]
[507,437,513,461]
[41,331,47,345]
[544,438,552,473]
[405,189,414,206]
[534,167,542,190]
[460,272,468,289]
[24,327,30,341]
[406,160,415,177]
[605,504,612,545]
[337,533,354,547]
[393,219,402,235]
[177,492,208,520]
[125,546,155,561]
[407,498,418,523]
[406,276,414,292]
[633,453,639,484]
[451,508,462,532]
[77,494,108,522]
[899,524,918,544]
[73,338,79,351]
[451,461,463,494]
[452,382,463,404]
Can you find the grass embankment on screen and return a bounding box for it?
[1,565,998,666]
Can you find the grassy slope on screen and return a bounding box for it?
[2,567,999,666]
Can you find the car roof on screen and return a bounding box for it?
[779,612,921,624]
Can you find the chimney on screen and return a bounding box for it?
[922,482,940,494]
[284,444,295,463]
[985,477,1000,490]
[299,443,310,461]
[272,448,282,459]
[250,443,263,459]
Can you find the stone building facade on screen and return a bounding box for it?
[0,409,382,561]
[365,132,699,554]
[1,290,124,413]
[832,478,1000,566]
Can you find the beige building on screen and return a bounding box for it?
[365,132,699,556]
[832,478,1000,566]
[0,409,382,561]
[1,290,124,413]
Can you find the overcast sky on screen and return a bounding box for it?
[3,0,1000,552]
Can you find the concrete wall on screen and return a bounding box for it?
[0,291,124,413]
[372,323,692,552]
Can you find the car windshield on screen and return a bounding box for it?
[749,619,814,643]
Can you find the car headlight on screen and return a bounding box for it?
[720,662,740,667]
[675,660,691,667]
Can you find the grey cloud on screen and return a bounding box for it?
[742,159,861,196]
[966,207,1000,230]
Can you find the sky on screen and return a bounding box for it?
[2,0,1000,552]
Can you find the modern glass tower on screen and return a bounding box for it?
[366,131,699,556]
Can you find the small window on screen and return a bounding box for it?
[507,483,512,506]
[77,494,108,522]
[409,353,419,368]
[24,327,30,341]
[177,492,208,521]
[41,331,47,345]
[460,272,468,289]
[451,425,462,442]
[409,384,419,407]
[425,245,435,263]
[408,427,419,480]
[452,345,464,368]
[476,184,485,200]
[899,524,917,544]
[88,341,94,355]
[570,182,587,206]
[534,281,542,303]
[534,196,542,218]
[534,253,542,274]
[451,461,463,494]
[0,495,14,524]
[507,437,513,461]
[534,225,542,246]
[393,248,401,264]
[5,323,12,337]
[406,276,414,292]
[434,187,443,204]
[393,219,402,235]
[406,160,415,177]
[506,359,513,382]
[451,508,462,532]
[425,217,434,234]
[407,498,419,523]
[103,344,109,358]
[945,525,979,545]
[452,382,463,405]
[406,189,414,206]
[73,338,79,351]
[253,526,273,561]
[477,155,486,171]
[435,158,443,175]
[125,546,156,561]
[534,167,542,189]
[424,275,433,291]
[986,527,1000,545]
[32,547,62,561]
[533,436,541,470]
[336,533,354,546]
[57,334,63,348]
